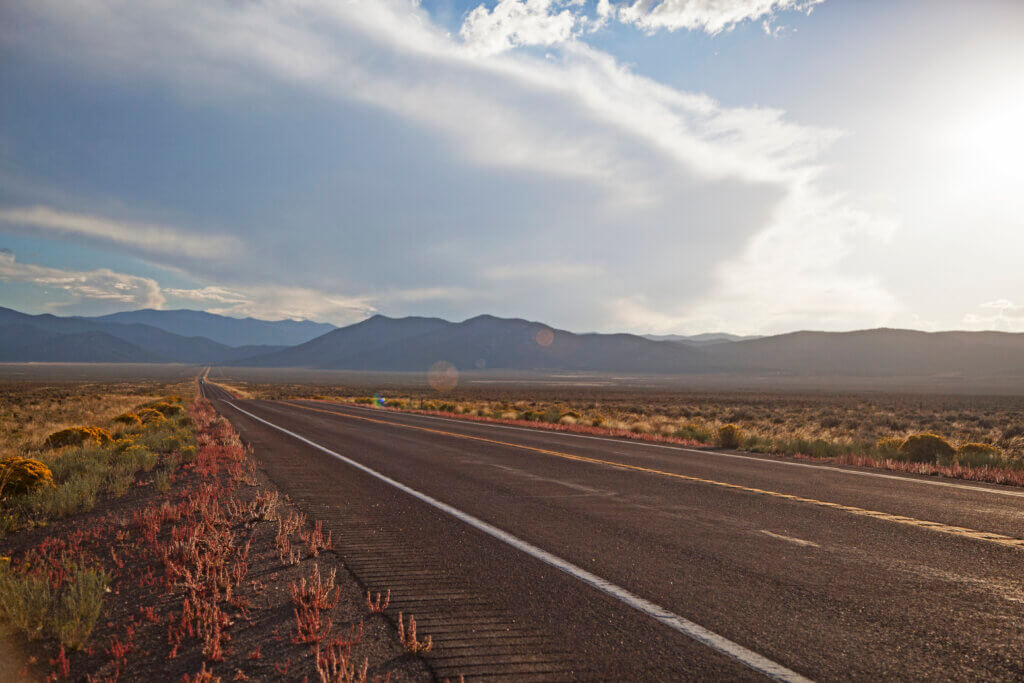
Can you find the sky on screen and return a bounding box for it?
[0,0,1022,335]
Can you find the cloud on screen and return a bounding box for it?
[963,300,1024,332]
[616,0,824,34]
[460,0,579,56]
[0,206,242,262]
[2,0,895,335]
[608,184,902,335]
[0,251,165,309]
[162,286,249,305]
[483,261,603,282]
[190,286,375,324]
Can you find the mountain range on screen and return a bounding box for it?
[2,306,1023,380]
[89,309,335,347]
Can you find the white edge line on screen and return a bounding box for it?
[325,402,1024,499]
[221,398,811,683]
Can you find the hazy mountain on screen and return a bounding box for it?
[4,306,1024,380]
[0,323,159,363]
[701,328,1024,377]
[89,309,335,347]
[644,333,762,346]
[0,307,276,363]
[237,315,1024,379]
[238,314,705,372]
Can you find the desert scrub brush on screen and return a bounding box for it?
[43,427,113,450]
[0,456,55,497]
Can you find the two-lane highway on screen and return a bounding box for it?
[201,381,1024,680]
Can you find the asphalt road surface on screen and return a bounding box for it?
[200,381,1024,681]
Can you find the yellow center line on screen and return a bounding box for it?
[283,400,1024,552]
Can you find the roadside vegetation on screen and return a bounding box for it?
[0,378,430,680]
[224,377,1024,486]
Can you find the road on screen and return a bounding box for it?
[200,381,1024,681]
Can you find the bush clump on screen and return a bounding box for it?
[0,457,55,496]
[134,409,166,425]
[675,423,713,443]
[899,433,955,463]
[875,436,905,455]
[43,427,113,450]
[956,442,1004,467]
[147,402,183,417]
[716,424,744,449]
[112,412,142,427]
[0,563,109,648]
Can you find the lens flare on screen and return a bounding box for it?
[427,360,458,391]
[535,327,554,347]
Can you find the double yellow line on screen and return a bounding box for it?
[285,400,1024,552]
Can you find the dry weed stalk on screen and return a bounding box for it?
[397,612,432,654]
[290,563,339,611]
[366,589,390,614]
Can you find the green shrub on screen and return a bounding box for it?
[674,423,712,443]
[179,445,197,464]
[899,433,955,463]
[0,564,51,638]
[153,468,173,493]
[541,408,562,423]
[0,564,108,648]
[956,442,1004,468]
[875,436,905,457]
[51,566,108,649]
[31,474,104,518]
[716,424,744,449]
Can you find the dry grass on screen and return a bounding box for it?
[0,380,193,462]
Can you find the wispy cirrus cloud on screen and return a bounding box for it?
[0,206,242,262]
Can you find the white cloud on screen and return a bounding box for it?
[460,0,579,56]
[0,206,242,262]
[0,251,165,309]
[616,0,823,34]
[197,286,374,324]
[662,184,902,334]
[163,286,249,305]
[963,300,1024,332]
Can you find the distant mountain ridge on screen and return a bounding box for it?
[88,309,335,346]
[237,314,704,372]
[2,306,1024,380]
[234,315,1024,379]
[0,307,283,364]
